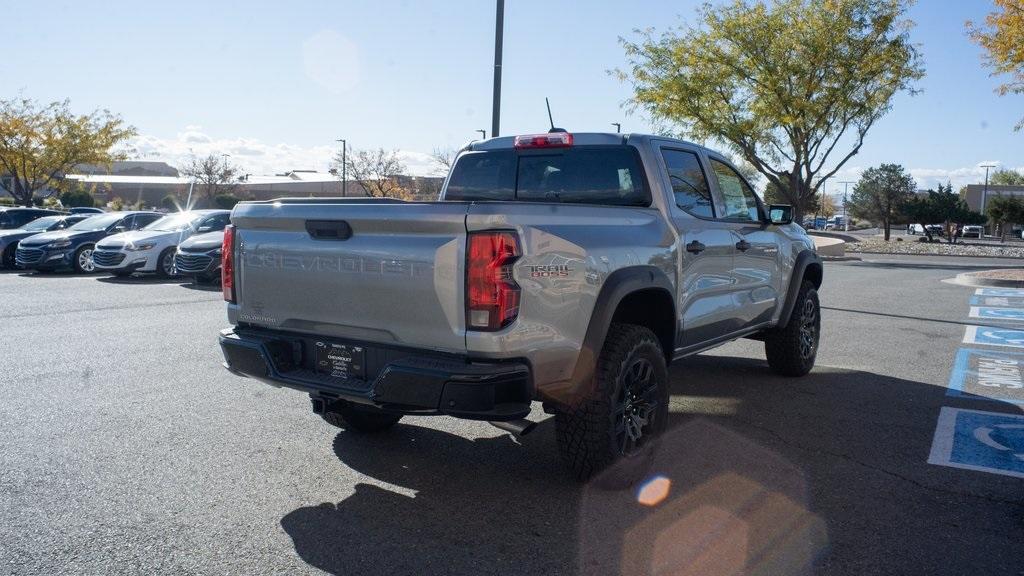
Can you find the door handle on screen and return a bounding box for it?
[735,239,751,252]
[305,220,352,240]
[685,240,706,254]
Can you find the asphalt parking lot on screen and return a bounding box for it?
[2,258,1023,576]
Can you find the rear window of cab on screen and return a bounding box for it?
[445,146,651,206]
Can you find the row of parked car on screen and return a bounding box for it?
[0,206,228,283]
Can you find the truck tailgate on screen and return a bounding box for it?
[231,201,468,352]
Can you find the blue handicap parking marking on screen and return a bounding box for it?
[970,307,1024,321]
[948,348,1024,404]
[970,295,1024,307]
[975,288,1024,297]
[928,407,1024,479]
[963,325,1024,348]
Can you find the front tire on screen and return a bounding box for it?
[555,323,669,485]
[155,247,176,278]
[764,281,820,377]
[1,246,14,269]
[73,245,95,273]
[321,402,402,433]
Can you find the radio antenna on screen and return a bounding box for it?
[545,98,566,133]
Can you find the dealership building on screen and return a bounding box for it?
[2,161,444,208]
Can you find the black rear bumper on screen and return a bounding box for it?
[219,327,532,421]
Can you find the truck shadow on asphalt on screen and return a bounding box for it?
[280,356,1023,576]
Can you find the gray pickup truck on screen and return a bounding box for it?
[219,132,822,482]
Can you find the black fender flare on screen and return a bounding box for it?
[541,265,675,406]
[776,250,823,330]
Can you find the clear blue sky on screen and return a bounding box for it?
[4,0,1021,187]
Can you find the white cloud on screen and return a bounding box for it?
[129,128,442,177]
[302,30,360,94]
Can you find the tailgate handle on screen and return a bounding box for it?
[305,220,352,240]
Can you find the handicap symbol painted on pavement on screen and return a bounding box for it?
[948,348,1024,404]
[969,307,1024,321]
[928,407,1024,478]
[970,295,1024,308]
[975,288,1024,297]
[963,325,1024,349]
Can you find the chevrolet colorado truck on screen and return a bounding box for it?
[219,132,822,482]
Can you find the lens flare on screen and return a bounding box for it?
[636,475,671,506]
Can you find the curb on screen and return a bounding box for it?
[849,250,1024,260]
[821,256,862,262]
[955,272,1024,288]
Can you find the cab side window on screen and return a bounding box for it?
[661,149,714,218]
[709,159,761,222]
[201,214,229,232]
[133,214,160,229]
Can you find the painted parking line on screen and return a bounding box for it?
[970,295,1024,307]
[948,348,1024,404]
[963,326,1024,349]
[975,288,1024,297]
[969,307,1024,322]
[928,407,1024,479]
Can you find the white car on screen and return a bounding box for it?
[962,225,983,239]
[92,210,231,277]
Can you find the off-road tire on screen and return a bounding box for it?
[764,281,820,377]
[321,403,403,433]
[555,323,669,486]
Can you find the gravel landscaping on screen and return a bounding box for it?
[847,239,1024,258]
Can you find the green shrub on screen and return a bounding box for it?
[109,196,124,211]
[213,194,240,209]
[59,188,96,208]
[0,196,14,206]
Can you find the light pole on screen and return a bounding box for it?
[611,122,621,134]
[336,139,347,197]
[839,181,855,232]
[491,0,504,138]
[476,129,487,140]
[981,163,996,215]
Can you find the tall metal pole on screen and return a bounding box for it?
[611,122,621,133]
[337,139,347,197]
[839,181,855,232]
[491,0,504,138]
[476,129,487,140]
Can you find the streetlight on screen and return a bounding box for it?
[981,163,997,213]
[336,139,347,197]
[839,181,855,232]
[476,129,487,140]
[611,122,621,133]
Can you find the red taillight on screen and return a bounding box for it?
[466,231,521,331]
[513,132,573,149]
[222,224,235,303]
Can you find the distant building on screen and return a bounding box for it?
[56,162,444,208]
[962,184,1024,214]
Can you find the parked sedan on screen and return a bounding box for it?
[93,210,230,277]
[0,214,95,268]
[962,225,984,239]
[15,211,162,273]
[0,207,63,230]
[173,231,225,284]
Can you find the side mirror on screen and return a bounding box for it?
[768,205,793,225]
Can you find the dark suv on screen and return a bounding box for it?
[0,214,95,269]
[0,208,63,230]
[15,211,161,273]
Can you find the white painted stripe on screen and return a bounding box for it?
[963,325,979,344]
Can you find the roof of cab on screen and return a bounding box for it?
[464,131,716,156]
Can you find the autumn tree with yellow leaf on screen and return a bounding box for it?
[619,0,924,222]
[969,0,1024,129]
[0,98,136,206]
